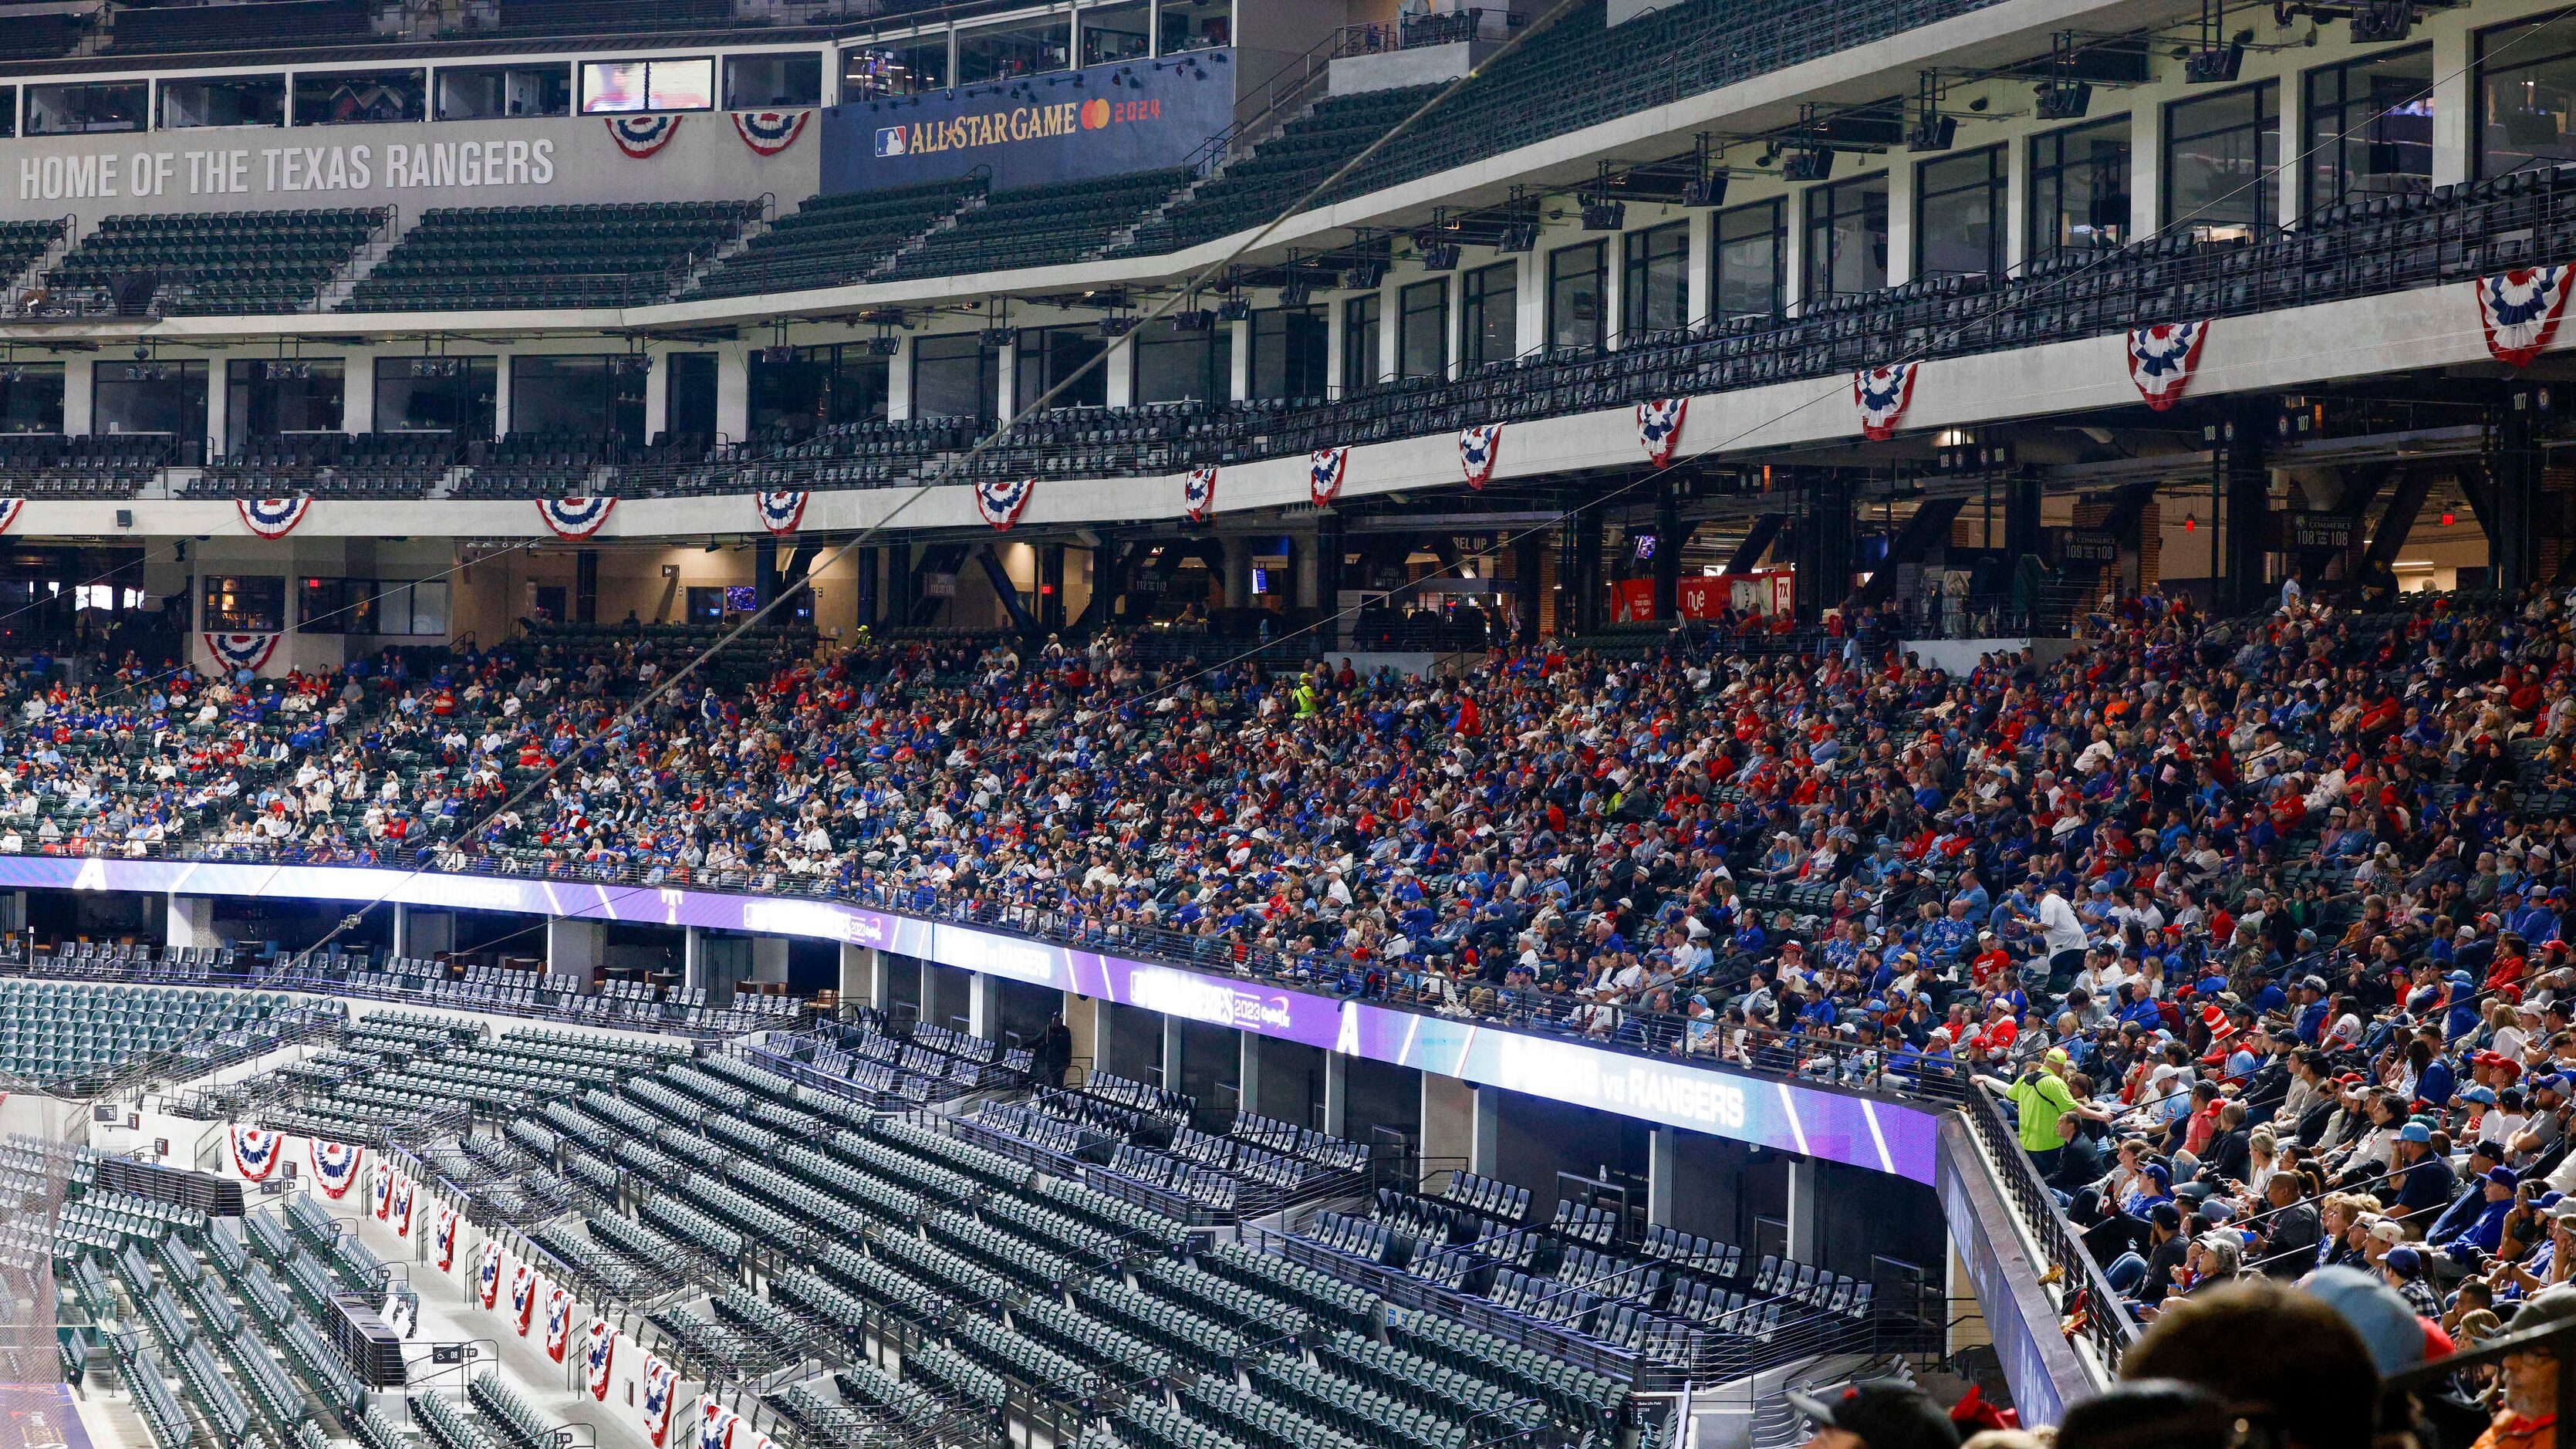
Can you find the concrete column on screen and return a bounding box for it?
[2003,130,2031,275]
[995,343,1018,424]
[203,365,229,461]
[886,335,913,421]
[839,943,882,1008]
[1602,231,1626,352]
[1160,1012,1181,1091]
[2132,103,2164,240]
[406,910,454,959]
[344,353,375,434]
[714,348,749,445]
[750,936,788,984]
[683,926,707,995]
[2431,13,2473,187]
[545,917,603,989]
[1323,1051,1348,1136]
[1227,318,1251,401]
[1786,1155,1818,1263]
[1220,535,1252,609]
[1376,279,1399,383]
[1421,1071,1475,1184]
[1470,1084,1500,1177]
[1292,525,1321,610]
[1513,249,1542,360]
[1325,299,1347,397]
[642,350,670,443]
[164,895,214,951]
[1238,1034,1264,1119]
[1647,1126,1677,1225]
[491,353,512,436]
[389,901,408,960]
[1781,187,1808,313]
[1065,993,1100,1076]
[1105,333,1136,409]
[1685,206,1713,327]
[968,973,1000,1041]
[1886,159,1917,286]
[62,356,91,435]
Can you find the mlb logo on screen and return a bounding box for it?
[876,126,907,157]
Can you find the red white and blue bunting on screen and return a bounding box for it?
[204,634,279,674]
[391,1173,416,1237]
[545,1286,575,1363]
[537,497,616,540]
[2126,323,2211,412]
[384,1292,417,1341]
[698,1397,744,1449]
[1637,400,1686,468]
[731,110,810,157]
[432,1205,458,1273]
[582,1320,617,1401]
[509,1261,538,1335]
[237,497,312,540]
[1854,363,1919,441]
[642,1356,680,1449]
[310,1139,362,1199]
[755,491,808,535]
[1309,447,1349,507]
[2478,266,2576,366]
[607,116,683,158]
[0,500,25,535]
[1183,465,1218,523]
[229,1126,279,1180]
[474,1240,504,1309]
[1460,424,1503,490]
[975,476,1034,532]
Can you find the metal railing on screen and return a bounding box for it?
[1958,1081,2137,1374]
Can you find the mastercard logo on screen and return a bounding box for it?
[1080,98,1111,130]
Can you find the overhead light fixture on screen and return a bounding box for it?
[1214,296,1251,323]
[1580,198,1626,231]
[1172,308,1214,333]
[2034,79,2093,120]
[1417,241,1460,271]
[1680,174,1728,208]
[1906,114,1957,152]
[1347,258,1388,289]
[1279,278,1314,307]
[1497,219,1540,252]
[1781,147,1834,181]
[2183,40,2244,84]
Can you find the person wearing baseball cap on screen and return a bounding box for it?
[1784,1379,1960,1449]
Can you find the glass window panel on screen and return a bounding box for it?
[1462,262,1517,370]
[1399,279,1448,380]
[1133,319,1230,403]
[724,52,821,110]
[436,64,571,121]
[0,365,63,434]
[2304,46,2432,212]
[958,15,1072,83]
[1622,221,1690,338]
[295,69,424,127]
[647,59,715,111]
[93,361,206,444]
[1803,174,1889,301]
[1015,325,1107,412]
[1251,306,1327,400]
[1714,199,1783,319]
[2163,82,2278,239]
[1343,293,1382,390]
[1916,146,2004,279]
[508,356,647,442]
[225,360,344,446]
[2027,116,2131,259]
[913,333,997,422]
[25,83,146,136]
[1546,241,1604,352]
[1160,0,1231,53]
[2479,17,2576,178]
[157,75,285,130]
[373,356,495,435]
[842,38,947,99]
[1082,2,1152,66]
[201,576,285,634]
[581,61,648,113]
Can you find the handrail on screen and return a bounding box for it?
[1959,1079,2137,1373]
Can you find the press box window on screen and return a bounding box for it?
[842,39,948,100]
[370,580,449,637]
[957,15,1071,83]
[26,83,146,137]
[724,53,821,110]
[581,58,714,113]
[297,578,375,635]
[158,75,285,130]
[202,576,286,633]
[0,88,17,140]
[295,70,424,126]
[436,65,571,120]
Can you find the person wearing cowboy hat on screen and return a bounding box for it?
[1785,1380,1960,1449]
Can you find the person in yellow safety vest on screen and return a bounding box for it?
[1294,677,1319,718]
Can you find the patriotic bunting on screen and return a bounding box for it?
[1308,447,1349,507]
[607,116,682,158]
[974,476,1034,531]
[508,1261,538,1334]
[537,497,616,540]
[1637,400,1687,468]
[2477,266,2576,366]
[642,1356,680,1448]
[2126,323,2211,411]
[1459,424,1502,489]
[755,491,808,535]
[0,500,24,535]
[731,111,810,156]
[698,1397,742,1449]
[204,634,279,674]
[474,1240,504,1309]
[370,1161,393,1221]
[1183,465,1217,523]
[391,1173,416,1237]
[236,497,312,540]
[228,1126,279,1180]
[383,1291,417,1341]
[1854,363,1919,441]
[309,1140,362,1199]
[432,1205,458,1273]
[582,1320,616,1401]
[545,1286,575,1363]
